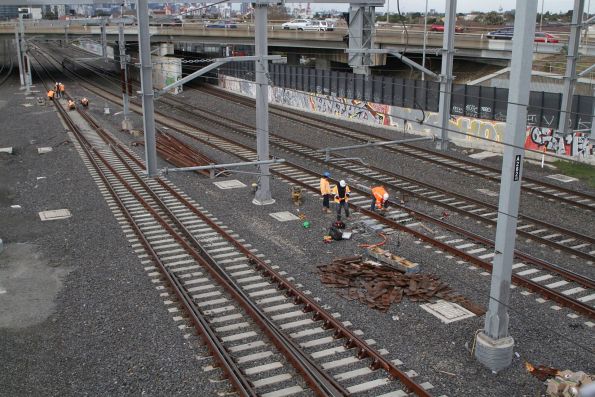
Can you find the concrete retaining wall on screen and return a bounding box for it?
[218,74,594,164]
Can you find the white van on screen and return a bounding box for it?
[302,20,334,31]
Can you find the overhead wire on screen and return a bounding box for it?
[31,47,595,358]
[42,41,594,162]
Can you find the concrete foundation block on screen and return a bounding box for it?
[121,119,133,132]
[474,332,514,373]
[252,198,276,206]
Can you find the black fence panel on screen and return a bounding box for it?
[382,76,393,104]
[464,85,481,118]
[427,81,440,112]
[574,95,594,131]
[542,92,561,128]
[364,75,373,102]
[527,91,544,127]
[451,84,466,116]
[479,86,495,120]
[393,77,405,107]
[218,63,592,130]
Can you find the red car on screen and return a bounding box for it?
[430,23,464,33]
[534,32,559,43]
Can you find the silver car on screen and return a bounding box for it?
[282,19,311,30]
[302,21,334,31]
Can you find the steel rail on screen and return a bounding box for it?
[42,47,434,396]
[152,92,595,262]
[29,52,260,397]
[82,100,431,397]
[39,44,594,320]
[66,99,349,395]
[199,85,595,212]
[107,88,595,320]
[124,101,595,320]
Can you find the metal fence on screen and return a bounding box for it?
[218,62,594,131]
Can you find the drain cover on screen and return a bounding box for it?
[269,211,300,222]
[213,180,246,189]
[39,209,72,221]
[547,174,578,183]
[420,300,475,323]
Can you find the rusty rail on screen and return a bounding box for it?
[199,85,595,213]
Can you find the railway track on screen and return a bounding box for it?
[156,92,595,264]
[198,85,595,212]
[33,46,436,397]
[45,47,595,264]
[57,64,595,322]
[0,39,14,87]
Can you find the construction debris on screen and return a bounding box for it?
[317,256,485,314]
[291,186,303,205]
[526,362,594,397]
[367,246,420,273]
[526,362,561,381]
[133,130,228,177]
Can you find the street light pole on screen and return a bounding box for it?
[386,0,389,23]
[474,0,538,373]
[252,3,275,205]
[422,0,428,81]
[136,0,158,177]
[540,0,544,32]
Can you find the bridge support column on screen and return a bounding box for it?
[253,3,275,205]
[437,0,456,151]
[14,26,24,88]
[348,4,375,75]
[474,0,538,373]
[136,0,158,177]
[101,19,108,59]
[18,14,31,94]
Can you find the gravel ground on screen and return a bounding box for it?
[182,86,595,238]
[145,89,594,279]
[37,46,595,397]
[0,75,222,396]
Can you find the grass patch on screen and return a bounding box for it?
[552,161,595,188]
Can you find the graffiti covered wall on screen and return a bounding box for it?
[218,75,594,163]
[525,127,594,158]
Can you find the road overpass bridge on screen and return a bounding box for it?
[2,21,594,65]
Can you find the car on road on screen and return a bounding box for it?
[487,28,559,43]
[282,19,311,30]
[206,20,237,28]
[534,32,559,43]
[302,20,334,31]
[486,27,514,39]
[430,23,464,33]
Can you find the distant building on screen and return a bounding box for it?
[0,5,19,20]
[464,14,479,21]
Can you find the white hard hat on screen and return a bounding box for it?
[383,193,389,200]
[339,180,346,187]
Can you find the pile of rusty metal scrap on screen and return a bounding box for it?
[133,130,227,177]
[317,256,485,315]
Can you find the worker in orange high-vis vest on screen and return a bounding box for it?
[371,185,389,211]
[319,171,332,213]
[47,89,55,100]
[58,82,65,98]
